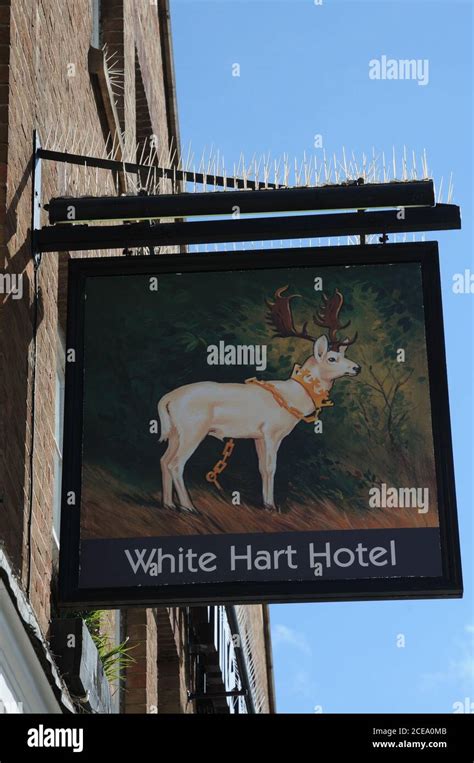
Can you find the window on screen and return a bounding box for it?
[52,330,65,549]
[91,0,102,49]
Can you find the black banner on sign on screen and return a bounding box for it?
[79,527,443,588]
[59,244,462,606]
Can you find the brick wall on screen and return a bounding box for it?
[0,0,173,652]
[122,608,158,713]
[237,604,273,714]
[158,607,193,712]
[0,0,14,583]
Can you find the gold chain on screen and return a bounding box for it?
[206,438,235,490]
[205,372,334,489]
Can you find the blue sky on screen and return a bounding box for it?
[170,0,473,713]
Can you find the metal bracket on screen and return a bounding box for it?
[357,208,366,245]
[187,688,247,702]
[35,204,462,253]
[37,147,277,191]
[32,139,461,253]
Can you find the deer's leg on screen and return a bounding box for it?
[255,438,268,507]
[168,427,207,513]
[255,436,281,511]
[161,430,179,508]
[261,435,282,511]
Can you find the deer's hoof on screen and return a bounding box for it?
[264,503,277,512]
[177,504,200,516]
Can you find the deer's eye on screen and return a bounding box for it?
[328,357,337,363]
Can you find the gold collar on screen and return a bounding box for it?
[244,366,334,424]
[290,364,334,411]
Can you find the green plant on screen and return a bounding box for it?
[84,611,136,683]
[65,610,136,684]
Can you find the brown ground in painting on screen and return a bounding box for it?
[81,465,439,539]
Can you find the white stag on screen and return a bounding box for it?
[158,287,360,513]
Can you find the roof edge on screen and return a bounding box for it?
[0,544,75,713]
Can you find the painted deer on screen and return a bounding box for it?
[158,287,360,513]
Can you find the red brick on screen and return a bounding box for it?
[0,0,194,708]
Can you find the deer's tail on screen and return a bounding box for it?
[158,394,172,442]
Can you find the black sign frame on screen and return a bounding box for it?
[59,242,462,606]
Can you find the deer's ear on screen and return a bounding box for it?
[314,335,328,361]
[339,341,349,356]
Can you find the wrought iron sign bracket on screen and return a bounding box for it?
[35,205,461,253]
[36,146,276,191]
[32,141,461,254]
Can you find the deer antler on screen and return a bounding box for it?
[266,286,357,350]
[265,285,317,343]
[313,289,357,350]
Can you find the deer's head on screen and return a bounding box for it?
[266,286,361,385]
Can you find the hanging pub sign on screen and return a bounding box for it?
[59,242,462,606]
